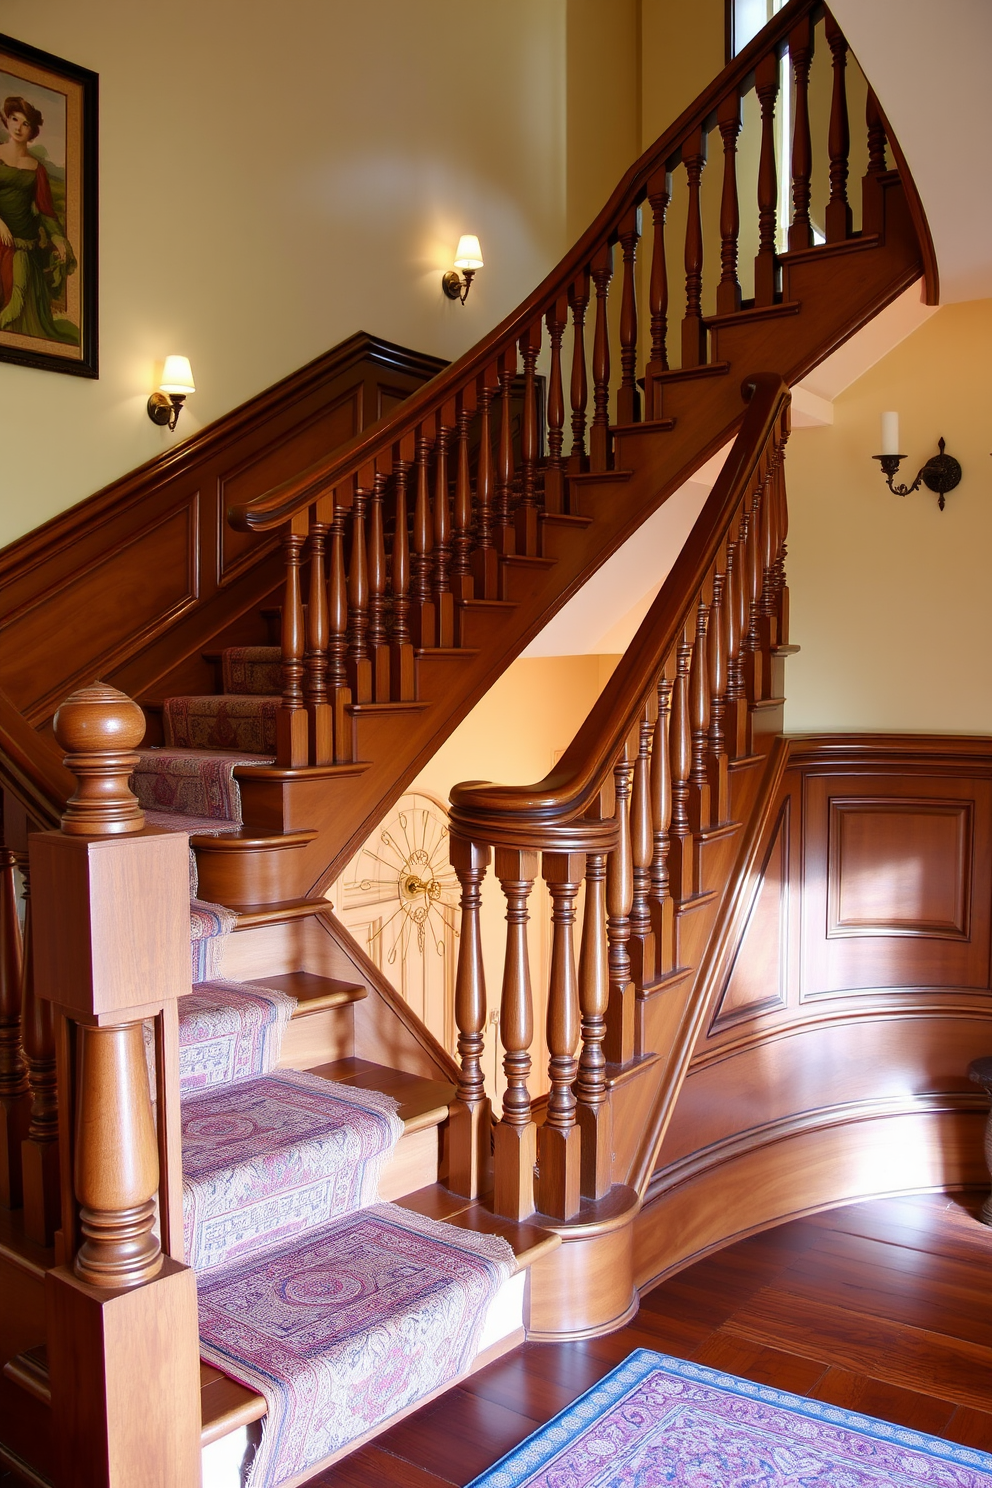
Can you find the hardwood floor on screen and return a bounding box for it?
[312,1190,992,1486]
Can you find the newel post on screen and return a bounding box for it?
[31,683,201,1488]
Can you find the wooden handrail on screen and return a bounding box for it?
[449,373,790,835]
[229,0,831,535]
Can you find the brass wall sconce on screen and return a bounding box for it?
[442,235,484,304]
[147,356,196,432]
[873,413,961,511]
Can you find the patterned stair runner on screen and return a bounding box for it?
[177,979,295,1092]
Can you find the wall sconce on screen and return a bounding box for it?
[873,413,961,511]
[147,356,196,432]
[442,235,484,304]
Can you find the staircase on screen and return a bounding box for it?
[0,1,938,1484]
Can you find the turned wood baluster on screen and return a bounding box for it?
[716,90,743,315]
[347,472,373,703]
[723,518,745,760]
[496,348,517,554]
[453,392,475,601]
[688,595,711,839]
[412,421,437,647]
[682,128,708,368]
[576,850,611,1198]
[667,625,694,906]
[773,456,791,643]
[447,836,492,1199]
[544,295,568,513]
[20,865,59,1247]
[731,503,753,756]
[744,480,766,705]
[327,496,354,760]
[0,842,27,1208]
[788,17,815,251]
[390,441,416,701]
[589,245,613,472]
[368,468,391,700]
[537,852,584,1221]
[825,14,852,241]
[568,272,591,472]
[648,670,676,980]
[862,88,887,235]
[628,706,656,988]
[276,518,309,767]
[492,848,538,1222]
[304,511,332,763]
[617,208,641,425]
[516,322,541,555]
[648,168,671,369]
[753,50,781,306]
[603,743,635,1066]
[707,570,730,827]
[433,407,455,647]
[472,369,499,599]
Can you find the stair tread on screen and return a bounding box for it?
[201,1362,266,1445]
[396,1186,560,1269]
[188,827,317,849]
[246,970,367,1014]
[309,1058,454,1131]
[230,897,327,928]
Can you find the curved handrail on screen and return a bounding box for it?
[449,372,790,835]
[229,0,825,534]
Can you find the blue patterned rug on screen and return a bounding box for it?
[468,1349,992,1487]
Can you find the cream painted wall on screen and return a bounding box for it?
[565,0,640,244]
[785,299,992,734]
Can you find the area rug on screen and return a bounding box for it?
[468,1349,992,1488]
[198,1202,515,1488]
[176,979,296,1093]
[182,1071,403,1271]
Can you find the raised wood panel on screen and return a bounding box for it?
[828,799,971,940]
[710,799,790,1031]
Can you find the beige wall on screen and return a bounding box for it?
[785,299,992,734]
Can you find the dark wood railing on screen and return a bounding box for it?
[445,373,792,1221]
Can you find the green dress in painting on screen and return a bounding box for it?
[0,159,78,344]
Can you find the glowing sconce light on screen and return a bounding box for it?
[442,235,484,305]
[147,356,196,432]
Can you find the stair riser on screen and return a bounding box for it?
[194,840,314,906]
[278,1008,355,1070]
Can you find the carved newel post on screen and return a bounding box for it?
[31,683,201,1488]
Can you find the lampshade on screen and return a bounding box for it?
[160,355,196,395]
[453,235,484,271]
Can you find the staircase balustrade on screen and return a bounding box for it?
[446,374,791,1222]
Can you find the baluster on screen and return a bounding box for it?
[745,478,766,704]
[589,244,614,471]
[825,15,852,241]
[492,849,538,1222]
[537,852,583,1221]
[346,470,373,703]
[20,865,59,1246]
[389,438,416,700]
[447,837,492,1199]
[412,420,437,646]
[452,391,475,601]
[544,296,568,513]
[328,496,354,761]
[628,705,656,988]
[753,50,781,306]
[576,849,611,1198]
[788,16,815,251]
[644,167,672,420]
[516,322,541,555]
[433,406,455,647]
[774,455,791,642]
[681,127,708,368]
[716,90,742,315]
[667,625,694,905]
[368,466,391,700]
[862,88,887,235]
[471,367,499,599]
[0,842,27,1208]
[707,570,730,827]
[304,508,332,763]
[603,743,635,1066]
[617,209,641,425]
[648,670,675,980]
[496,348,517,555]
[731,502,753,758]
[276,518,308,767]
[688,595,711,842]
[568,271,590,472]
[723,518,744,761]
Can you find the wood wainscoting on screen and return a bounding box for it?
[635,735,992,1288]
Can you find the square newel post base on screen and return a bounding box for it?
[515,504,538,557]
[537,1124,581,1221]
[493,1120,536,1222]
[577,1100,613,1200]
[446,1096,493,1200]
[307,701,333,766]
[46,1257,201,1488]
[603,980,635,1066]
[436,593,455,649]
[22,1135,60,1247]
[0,1093,30,1208]
[470,547,499,601]
[276,704,309,768]
[650,895,676,977]
[628,930,656,989]
[709,754,730,827]
[412,600,437,650]
[667,832,696,907]
[727,697,751,761]
[389,644,415,702]
[372,645,392,703]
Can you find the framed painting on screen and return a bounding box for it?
[0,33,97,377]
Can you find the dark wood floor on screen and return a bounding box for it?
[312,1190,992,1487]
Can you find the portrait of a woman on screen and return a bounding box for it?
[0,92,78,345]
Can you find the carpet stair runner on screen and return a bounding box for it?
[162,644,283,754]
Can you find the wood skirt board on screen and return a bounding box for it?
[634,1106,987,1290]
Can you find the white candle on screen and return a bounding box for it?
[881,411,900,455]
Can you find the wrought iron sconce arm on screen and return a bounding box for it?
[872,438,962,511]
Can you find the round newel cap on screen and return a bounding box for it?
[53,682,146,836]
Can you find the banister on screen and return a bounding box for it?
[228,0,826,535]
[449,372,789,835]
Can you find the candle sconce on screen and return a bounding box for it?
[873,415,961,512]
